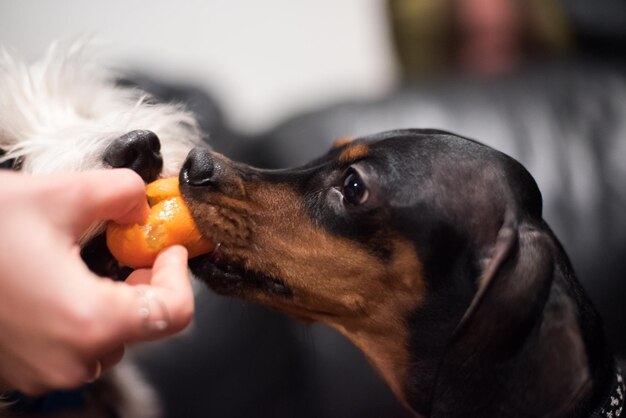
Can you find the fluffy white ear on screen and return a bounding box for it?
[0,41,205,176]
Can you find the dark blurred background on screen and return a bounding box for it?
[2,0,625,416]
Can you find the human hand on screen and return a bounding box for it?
[0,169,194,395]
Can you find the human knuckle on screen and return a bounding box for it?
[61,301,108,350]
[64,180,93,208]
[37,176,72,204]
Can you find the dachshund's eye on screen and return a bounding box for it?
[342,168,369,206]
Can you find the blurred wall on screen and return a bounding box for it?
[0,0,396,132]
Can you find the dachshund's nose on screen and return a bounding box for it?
[104,130,163,182]
[180,148,215,186]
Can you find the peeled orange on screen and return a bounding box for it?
[106,177,214,268]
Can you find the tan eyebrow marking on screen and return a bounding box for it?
[332,136,355,149]
[338,143,369,165]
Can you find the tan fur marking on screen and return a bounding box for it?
[338,143,369,165]
[332,240,424,407]
[187,181,424,406]
[332,136,355,149]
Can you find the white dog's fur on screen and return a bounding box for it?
[0,42,205,418]
[0,42,203,176]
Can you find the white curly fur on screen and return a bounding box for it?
[0,41,203,176]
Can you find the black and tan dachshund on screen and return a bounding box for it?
[179,129,624,418]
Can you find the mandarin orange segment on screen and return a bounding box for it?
[106,178,214,269]
[146,177,180,206]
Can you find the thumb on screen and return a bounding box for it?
[107,246,194,343]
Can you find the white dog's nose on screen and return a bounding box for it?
[104,130,163,182]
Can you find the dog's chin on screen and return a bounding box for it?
[81,234,133,281]
[188,247,292,298]
[81,235,294,298]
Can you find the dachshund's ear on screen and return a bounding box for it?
[430,213,592,417]
[449,212,555,355]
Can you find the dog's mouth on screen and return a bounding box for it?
[81,235,291,298]
[81,234,133,281]
[189,244,292,298]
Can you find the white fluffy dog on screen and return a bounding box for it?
[0,42,202,176]
[0,42,206,418]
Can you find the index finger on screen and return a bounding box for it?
[61,169,151,236]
